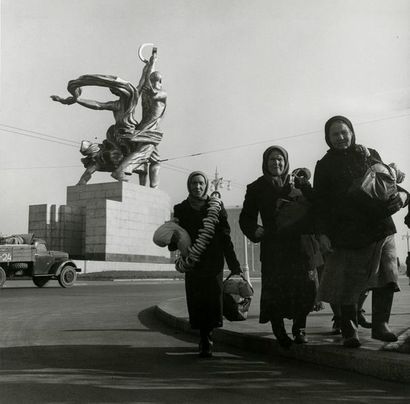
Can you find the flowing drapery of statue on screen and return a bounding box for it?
[51,44,167,188]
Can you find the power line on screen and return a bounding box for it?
[160,111,410,162]
[0,128,79,148]
[0,165,79,171]
[1,110,408,171]
[0,123,79,145]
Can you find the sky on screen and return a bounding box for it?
[0,0,409,258]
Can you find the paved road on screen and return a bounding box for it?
[1,280,409,403]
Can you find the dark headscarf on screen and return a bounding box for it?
[187,171,209,210]
[262,145,290,187]
[324,115,356,149]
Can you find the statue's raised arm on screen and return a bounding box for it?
[111,45,167,187]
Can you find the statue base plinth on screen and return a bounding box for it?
[29,182,171,262]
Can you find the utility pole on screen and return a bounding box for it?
[243,236,252,285]
[210,168,251,284]
[210,167,231,196]
[402,232,410,253]
[209,168,251,282]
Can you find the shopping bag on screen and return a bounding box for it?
[350,162,397,202]
[223,274,254,321]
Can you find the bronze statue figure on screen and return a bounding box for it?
[51,44,167,188]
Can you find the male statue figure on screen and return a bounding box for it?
[112,49,167,188]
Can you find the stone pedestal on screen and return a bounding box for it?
[29,182,171,262]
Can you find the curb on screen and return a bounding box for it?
[155,301,410,384]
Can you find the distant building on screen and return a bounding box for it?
[226,206,261,274]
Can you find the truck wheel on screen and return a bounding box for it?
[0,267,6,287]
[58,265,77,288]
[33,277,50,288]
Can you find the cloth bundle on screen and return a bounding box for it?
[275,188,311,234]
[152,221,191,257]
[274,167,312,234]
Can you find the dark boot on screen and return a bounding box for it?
[371,288,398,342]
[341,304,361,348]
[357,291,372,329]
[330,304,342,335]
[292,315,308,344]
[271,319,293,348]
[199,328,213,358]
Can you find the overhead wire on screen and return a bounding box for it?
[160,111,410,162]
[0,123,79,146]
[0,127,79,148]
[0,110,409,172]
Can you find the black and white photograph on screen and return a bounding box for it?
[1,0,409,402]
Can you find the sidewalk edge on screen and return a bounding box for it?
[155,301,410,384]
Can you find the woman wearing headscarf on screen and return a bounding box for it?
[170,171,242,357]
[314,115,409,348]
[239,146,318,348]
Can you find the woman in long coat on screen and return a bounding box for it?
[239,146,318,348]
[170,171,241,357]
[314,115,409,347]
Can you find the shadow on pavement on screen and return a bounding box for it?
[1,343,410,404]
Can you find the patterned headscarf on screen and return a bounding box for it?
[262,146,290,187]
[187,171,209,210]
[324,115,356,149]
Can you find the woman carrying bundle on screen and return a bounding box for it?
[239,146,321,348]
[314,115,409,347]
[169,171,241,357]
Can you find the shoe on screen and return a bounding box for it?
[371,288,398,342]
[198,332,213,358]
[271,320,293,349]
[277,335,293,349]
[357,310,372,329]
[293,330,308,344]
[199,340,213,357]
[343,336,361,348]
[371,322,398,342]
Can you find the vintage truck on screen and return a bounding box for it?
[0,234,81,288]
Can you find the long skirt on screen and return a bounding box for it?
[318,235,399,305]
[185,271,223,330]
[259,260,316,324]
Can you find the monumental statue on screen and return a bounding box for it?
[51,44,167,188]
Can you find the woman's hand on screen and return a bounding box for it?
[254,226,265,240]
[230,266,242,276]
[50,95,76,105]
[386,192,407,215]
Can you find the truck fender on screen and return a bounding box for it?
[54,260,81,276]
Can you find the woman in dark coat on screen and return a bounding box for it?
[170,171,241,357]
[239,146,318,348]
[314,115,409,348]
